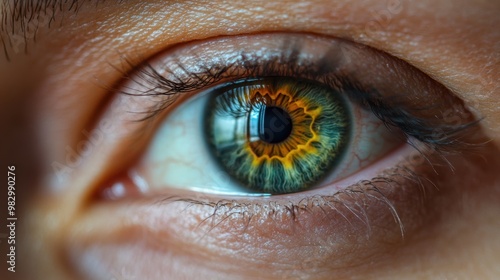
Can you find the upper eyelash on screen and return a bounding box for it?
[346,79,484,150]
[116,44,481,151]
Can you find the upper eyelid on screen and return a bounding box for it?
[114,34,479,144]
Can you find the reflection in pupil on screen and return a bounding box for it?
[259,106,292,144]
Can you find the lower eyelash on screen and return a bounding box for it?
[152,149,442,239]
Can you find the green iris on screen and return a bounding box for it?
[205,78,351,194]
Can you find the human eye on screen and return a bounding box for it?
[70,33,483,278]
[4,1,498,279]
[100,33,474,199]
[108,34,412,196]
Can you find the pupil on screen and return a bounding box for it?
[259,106,293,144]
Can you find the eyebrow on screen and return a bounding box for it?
[1,0,111,60]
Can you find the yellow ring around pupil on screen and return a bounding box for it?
[246,87,322,170]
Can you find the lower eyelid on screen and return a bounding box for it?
[71,143,454,278]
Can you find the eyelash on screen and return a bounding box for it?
[109,38,481,233]
[154,165,427,237]
[118,44,476,151]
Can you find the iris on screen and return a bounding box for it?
[206,78,351,194]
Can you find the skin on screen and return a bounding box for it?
[1,0,499,279]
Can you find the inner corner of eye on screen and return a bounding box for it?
[100,74,406,200]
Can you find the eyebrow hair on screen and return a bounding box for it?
[0,0,111,60]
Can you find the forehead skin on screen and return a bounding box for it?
[0,0,499,279]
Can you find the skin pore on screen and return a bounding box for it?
[1,0,499,279]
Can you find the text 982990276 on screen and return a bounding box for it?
[7,166,16,273]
